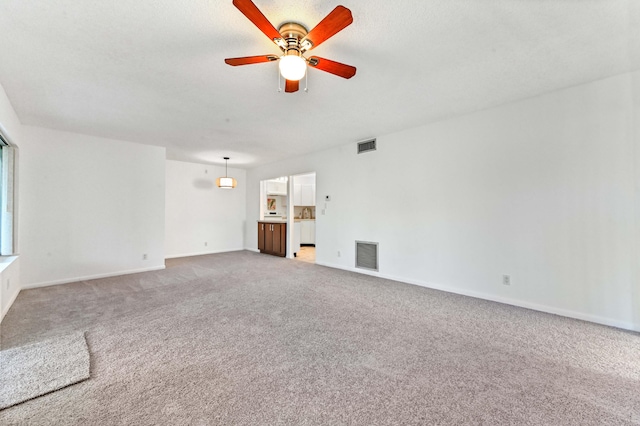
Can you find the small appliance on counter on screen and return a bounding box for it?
[266,211,286,220]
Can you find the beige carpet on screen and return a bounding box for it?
[0,251,639,425]
[0,332,90,410]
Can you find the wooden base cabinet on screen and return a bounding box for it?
[258,222,286,257]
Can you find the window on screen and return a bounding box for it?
[0,131,16,255]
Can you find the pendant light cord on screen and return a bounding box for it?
[224,157,229,178]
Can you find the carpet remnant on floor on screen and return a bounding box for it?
[0,332,90,410]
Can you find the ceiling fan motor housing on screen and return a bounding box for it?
[278,22,311,56]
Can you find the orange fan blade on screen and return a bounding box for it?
[302,6,353,50]
[225,55,279,66]
[285,80,299,93]
[308,56,356,79]
[232,0,282,42]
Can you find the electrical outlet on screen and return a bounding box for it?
[204,242,208,246]
[143,254,148,260]
[503,275,511,286]
[337,250,341,257]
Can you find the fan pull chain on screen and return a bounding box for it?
[304,70,308,93]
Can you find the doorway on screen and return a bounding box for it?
[291,172,316,263]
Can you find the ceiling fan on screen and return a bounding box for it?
[224,0,357,93]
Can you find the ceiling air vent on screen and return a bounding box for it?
[357,139,376,154]
[355,241,378,271]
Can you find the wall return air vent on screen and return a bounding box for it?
[357,139,376,154]
[355,241,378,271]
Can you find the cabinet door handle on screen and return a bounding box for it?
[261,224,264,230]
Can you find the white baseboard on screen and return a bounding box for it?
[245,248,260,253]
[315,261,640,333]
[165,248,246,259]
[1,286,20,323]
[22,265,166,290]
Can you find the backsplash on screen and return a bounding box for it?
[294,206,315,219]
[265,195,287,216]
[262,198,315,219]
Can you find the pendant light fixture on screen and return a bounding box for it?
[216,157,237,189]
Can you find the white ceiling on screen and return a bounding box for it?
[0,1,638,168]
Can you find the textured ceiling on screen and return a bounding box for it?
[0,1,638,167]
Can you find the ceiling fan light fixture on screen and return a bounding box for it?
[279,54,306,81]
[216,157,237,189]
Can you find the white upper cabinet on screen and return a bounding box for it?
[300,184,315,206]
[293,173,316,206]
[293,183,302,205]
[266,180,287,195]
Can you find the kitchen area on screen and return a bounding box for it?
[257,173,316,262]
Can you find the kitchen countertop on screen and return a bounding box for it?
[258,218,316,223]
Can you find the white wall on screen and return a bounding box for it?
[0,84,22,143]
[294,174,315,186]
[245,71,640,331]
[165,160,246,258]
[0,256,19,321]
[19,125,166,288]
